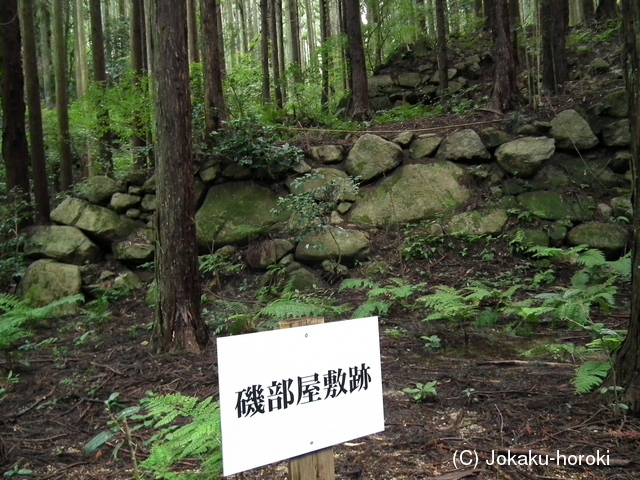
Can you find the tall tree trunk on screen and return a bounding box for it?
[89,0,113,174]
[320,0,330,110]
[269,0,283,108]
[305,0,316,61]
[582,0,595,24]
[426,0,436,36]
[202,0,227,132]
[131,0,147,169]
[596,0,617,21]
[73,0,89,98]
[150,0,208,354]
[288,0,302,80]
[540,0,569,94]
[509,0,520,64]
[215,0,226,76]
[53,0,73,190]
[483,0,493,30]
[613,0,640,414]
[237,0,249,53]
[187,0,200,63]
[436,0,449,93]
[276,0,286,101]
[20,0,51,223]
[416,0,427,30]
[1,0,32,208]
[260,0,271,103]
[491,0,518,111]
[38,2,54,109]
[343,0,368,118]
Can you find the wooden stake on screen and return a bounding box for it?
[279,317,336,480]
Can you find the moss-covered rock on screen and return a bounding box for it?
[349,162,470,227]
[495,137,555,178]
[24,226,101,265]
[566,222,629,258]
[295,228,370,262]
[112,228,155,263]
[408,134,443,160]
[437,129,490,163]
[308,145,345,164]
[195,181,288,248]
[75,176,124,204]
[445,209,508,236]
[549,109,598,150]
[345,134,404,181]
[17,259,82,314]
[517,192,595,222]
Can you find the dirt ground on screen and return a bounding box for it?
[1,227,639,480]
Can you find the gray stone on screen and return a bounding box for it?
[222,164,252,180]
[368,74,395,90]
[24,225,101,265]
[549,109,598,151]
[602,119,630,147]
[125,208,141,219]
[346,134,404,181]
[308,145,345,164]
[110,193,141,212]
[142,174,156,193]
[610,150,631,173]
[520,229,549,247]
[566,222,629,258]
[141,194,157,212]
[122,170,147,186]
[295,228,370,262]
[245,239,295,269]
[393,131,415,147]
[409,134,443,160]
[198,161,221,183]
[337,202,352,214]
[370,96,394,111]
[479,127,510,149]
[447,81,463,94]
[397,72,422,87]
[562,159,621,187]
[548,223,568,247]
[602,90,628,118]
[288,168,357,201]
[196,181,288,248]
[611,196,633,219]
[285,266,326,291]
[437,129,490,163]
[128,186,143,195]
[113,270,143,291]
[530,165,571,190]
[17,259,82,314]
[445,209,508,236]
[517,192,595,222]
[50,197,137,244]
[495,137,555,178]
[292,160,312,174]
[349,162,470,227]
[598,203,612,219]
[75,176,125,205]
[112,228,154,263]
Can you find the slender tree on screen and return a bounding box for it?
[38,1,54,108]
[73,0,89,98]
[53,0,73,190]
[20,0,51,223]
[270,0,283,108]
[150,0,209,354]
[613,0,640,413]
[319,0,330,110]
[1,0,31,208]
[201,0,227,132]
[435,0,449,93]
[343,0,369,118]
[540,0,569,94]
[305,0,317,62]
[187,0,200,63]
[89,0,113,174]
[131,0,147,168]
[261,0,271,103]
[491,0,518,111]
[288,0,302,81]
[483,0,493,30]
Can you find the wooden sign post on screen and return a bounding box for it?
[280,317,335,480]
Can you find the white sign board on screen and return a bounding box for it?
[217,316,384,476]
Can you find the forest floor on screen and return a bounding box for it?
[2,223,640,480]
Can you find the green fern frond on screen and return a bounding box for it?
[575,248,606,268]
[354,300,390,318]
[606,254,631,280]
[573,361,610,394]
[339,278,376,292]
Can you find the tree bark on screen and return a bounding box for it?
[305,0,316,61]
[582,0,594,24]
[38,1,54,108]
[436,0,448,93]
[53,0,73,190]
[343,0,369,118]
[260,0,271,103]
[1,0,31,208]
[20,0,51,223]
[72,0,89,98]
[201,0,227,132]
[131,0,147,169]
[288,0,302,80]
[150,0,209,354]
[540,0,569,94]
[320,0,330,110]
[187,0,200,63]
[89,0,113,174]
[596,0,617,21]
[491,0,518,111]
[613,0,640,414]
[270,0,283,108]
[483,0,493,30]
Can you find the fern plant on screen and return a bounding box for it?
[137,393,223,480]
[339,278,425,318]
[0,294,84,351]
[573,361,611,395]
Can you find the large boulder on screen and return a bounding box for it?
[50,197,138,244]
[549,109,599,150]
[110,193,141,212]
[17,259,82,314]
[345,134,404,181]
[408,134,443,160]
[602,119,631,147]
[445,209,508,236]
[295,228,370,262]
[75,176,124,204]
[195,181,288,248]
[349,162,470,227]
[437,129,490,163]
[495,137,555,178]
[24,225,101,265]
[517,192,595,222]
[112,228,155,263]
[566,222,629,258]
[308,145,345,164]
